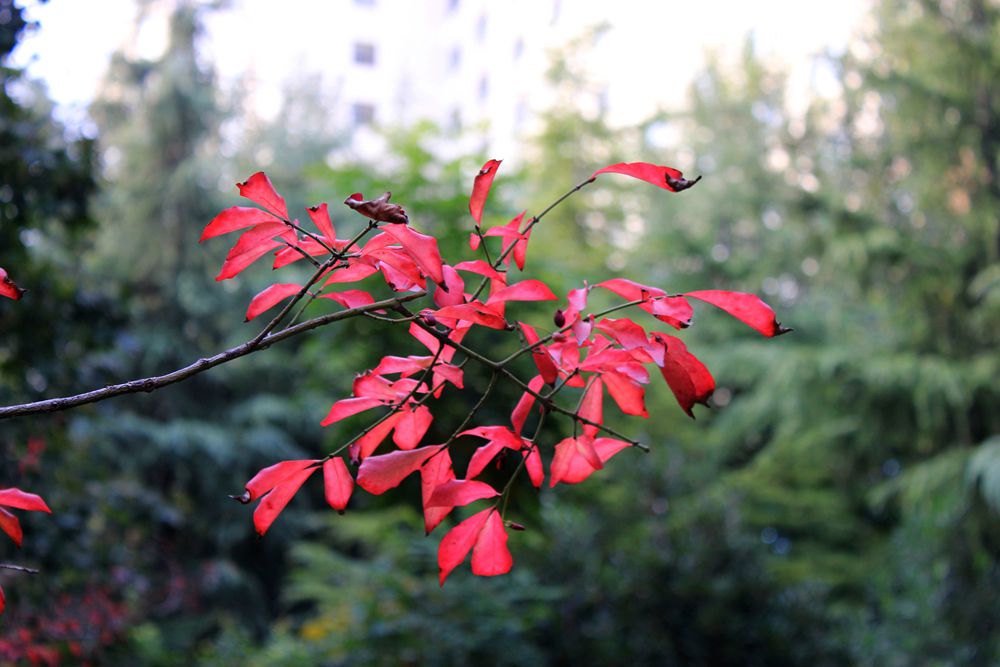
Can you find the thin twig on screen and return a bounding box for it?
[0,292,426,420]
[0,563,39,574]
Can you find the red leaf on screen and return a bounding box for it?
[426,480,499,508]
[0,508,23,547]
[655,333,715,417]
[550,437,632,486]
[591,162,701,192]
[350,411,406,462]
[640,295,693,329]
[237,172,289,219]
[486,279,557,305]
[323,262,379,286]
[245,283,302,321]
[460,426,524,479]
[578,378,604,439]
[356,445,444,496]
[519,322,559,384]
[306,202,336,242]
[511,375,545,435]
[433,301,507,330]
[471,510,513,577]
[273,236,332,268]
[344,191,409,224]
[253,465,317,536]
[323,458,354,512]
[597,277,666,301]
[484,211,529,270]
[0,268,25,300]
[382,223,445,286]
[240,459,316,503]
[595,318,648,350]
[434,265,467,308]
[685,290,791,337]
[453,259,505,283]
[513,223,532,271]
[438,507,492,585]
[421,448,456,534]
[215,222,295,281]
[0,488,52,513]
[469,159,502,224]
[466,440,506,480]
[318,289,377,310]
[320,397,383,427]
[524,445,545,488]
[602,371,648,417]
[201,206,279,241]
[393,404,433,450]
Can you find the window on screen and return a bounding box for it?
[353,42,376,66]
[353,0,375,5]
[449,46,461,71]
[447,0,459,12]
[352,103,375,126]
[478,75,489,101]
[513,37,524,60]
[476,13,487,39]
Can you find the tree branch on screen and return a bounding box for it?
[0,291,426,420]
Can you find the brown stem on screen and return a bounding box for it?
[0,292,426,420]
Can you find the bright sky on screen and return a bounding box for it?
[12,0,870,134]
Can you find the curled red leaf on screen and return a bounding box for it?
[591,162,701,192]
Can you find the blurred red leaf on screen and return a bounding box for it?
[0,488,51,513]
[0,268,25,300]
[0,508,23,547]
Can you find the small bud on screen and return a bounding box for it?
[553,309,566,328]
[422,312,438,327]
[506,521,526,532]
[229,491,251,505]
